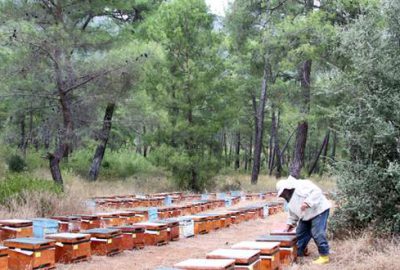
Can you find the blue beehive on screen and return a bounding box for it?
[33,218,59,238]
[148,207,158,221]
[201,194,208,200]
[231,190,241,197]
[216,192,226,199]
[164,196,172,206]
[224,197,232,207]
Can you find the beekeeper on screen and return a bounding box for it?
[276,175,331,265]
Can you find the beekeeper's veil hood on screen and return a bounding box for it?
[276,175,298,197]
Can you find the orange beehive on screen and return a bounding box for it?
[95,212,122,227]
[46,233,91,263]
[4,238,56,270]
[186,216,208,235]
[256,235,297,265]
[83,228,123,256]
[135,222,169,246]
[51,216,81,233]
[113,226,145,250]
[78,215,101,230]
[156,219,179,241]
[231,241,280,270]
[0,246,8,270]
[206,249,261,270]
[175,259,236,270]
[0,220,33,241]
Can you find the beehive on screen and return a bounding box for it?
[206,249,261,270]
[78,215,101,230]
[256,235,297,265]
[51,216,81,233]
[175,259,236,270]
[32,219,59,238]
[176,217,194,238]
[186,216,208,235]
[95,212,122,227]
[113,226,145,250]
[4,238,56,270]
[116,211,139,225]
[200,214,221,231]
[135,222,169,246]
[0,246,8,270]
[83,228,123,256]
[0,220,33,241]
[46,233,91,263]
[156,219,180,241]
[231,241,280,270]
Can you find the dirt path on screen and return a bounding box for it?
[59,207,288,270]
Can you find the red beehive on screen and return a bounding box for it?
[0,220,33,241]
[78,215,101,230]
[4,238,56,270]
[206,249,261,270]
[175,259,235,270]
[113,226,145,250]
[46,233,91,264]
[135,222,169,246]
[83,228,123,256]
[231,241,281,270]
[256,235,298,265]
[51,216,81,233]
[156,219,179,241]
[95,212,122,227]
[0,246,8,270]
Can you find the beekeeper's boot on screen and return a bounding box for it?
[312,255,329,265]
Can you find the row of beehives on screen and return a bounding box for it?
[163,226,297,270]
[91,191,277,209]
[0,202,285,270]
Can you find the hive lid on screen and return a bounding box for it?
[206,249,260,264]
[4,237,55,250]
[83,228,121,238]
[256,235,297,246]
[231,241,280,254]
[175,259,235,269]
[135,222,167,230]
[113,226,145,233]
[51,216,80,221]
[46,233,90,242]
[0,219,32,227]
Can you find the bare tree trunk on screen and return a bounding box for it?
[330,131,337,161]
[269,111,282,178]
[235,132,240,170]
[251,63,269,184]
[308,131,330,176]
[89,103,115,181]
[143,125,148,158]
[290,59,312,179]
[18,114,26,156]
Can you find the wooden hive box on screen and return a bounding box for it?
[0,246,8,270]
[113,226,145,250]
[4,238,56,270]
[46,233,91,263]
[256,235,297,265]
[95,212,122,228]
[135,222,169,246]
[206,249,261,270]
[202,214,222,231]
[83,228,123,256]
[175,259,236,270]
[186,216,208,235]
[156,219,180,241]
[115,211,137,225]
[78,215,101,230]
[52,216,81,233]
[0,220,33,241]
[231,241,280,270]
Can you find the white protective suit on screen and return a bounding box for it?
[276,176,331,226]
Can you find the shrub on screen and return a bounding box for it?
[330,162,400,236]
[7,154,26,172]
[0,174,62,205]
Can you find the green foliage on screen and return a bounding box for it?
[0,174,62,204]
[330,162,400,235]
[68,148,155,179]
[7,154,26,172]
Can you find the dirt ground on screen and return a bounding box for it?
[59,201,289,270]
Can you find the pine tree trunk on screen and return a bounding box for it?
[308,131,330,176]
[143,125,148,158]
[251,63,268,184]
[235,132,240,170]
[89,103,115,181]
[290,59,312,179]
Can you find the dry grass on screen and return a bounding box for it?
[288,234,400,270]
